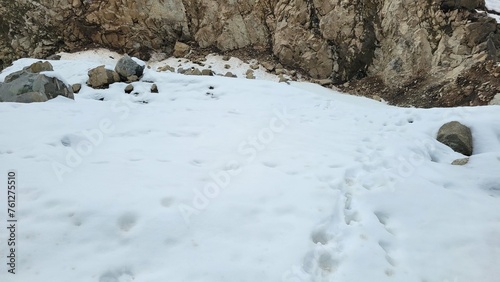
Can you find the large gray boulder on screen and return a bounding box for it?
[87,65,120,89]
[0,70,74,103]
[3,61,54,83]
[437,121,473,156]
[114,55,144,81]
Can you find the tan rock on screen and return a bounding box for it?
[173,41,190,58]
[87,66,120,89]
[25,61,53,73]
[72,83,82,93]
[261,62,275,71]
[246,69,255,79]
[124,84,134,94]
[185,68,202,75]
[451,158,469,166]
[201,69,213,76]
[159,65,175,72]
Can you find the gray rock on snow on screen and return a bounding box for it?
[115,55,145,81]
[437,121,473,156]
[0,69,73,103]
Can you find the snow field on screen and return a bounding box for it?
[0,51,499,282]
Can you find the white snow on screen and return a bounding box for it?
[485,0,500,22]
[0,51,499,282]
[486,0,500,12]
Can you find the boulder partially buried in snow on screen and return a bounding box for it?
[437,121,473,156]
[115,55,144,81]
[87,65,120,89]
[0,70,73,103]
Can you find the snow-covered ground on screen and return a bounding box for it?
[0,51,499,282]
[487,0,500,12]
[486,0,500,22]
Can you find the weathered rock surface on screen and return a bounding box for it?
[72,83,81,93]
[451,157,470,165]
[173,41,190,57]
[115,55,145,80]
[489,93,500,105]
[124,84,134,94]
[24,61,53,73]
[1,0,500,106]
[87,66,120,89]
[437,121,473,156]
[0,69,73,103]
[151,83,158,93]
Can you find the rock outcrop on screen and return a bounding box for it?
[1,0,500,106]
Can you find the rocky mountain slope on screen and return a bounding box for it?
[1,0,500,106]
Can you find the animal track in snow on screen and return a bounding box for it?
[311,226,333,245]
[262,161,278,168]
[160,197,174,207]
[317,251,338,272]
[117,212,138,232]
[99,268,135,282]
[373,211,396,235]
[378,240,397,267]
[68,212,83,227]
[190,159,204,166]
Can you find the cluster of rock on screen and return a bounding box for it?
[158,55,296,82]
[0,61,73,102]
[87,55,145,89]
[1,0,499,106]
[84,55,162,95]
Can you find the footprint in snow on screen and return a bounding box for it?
[302,247,340,276]
[117,212,138,232]
[99,268,135,282]
[311,226,333,245]
[190,159,204,166]
[378,240,397,267]
[160,197,174,207]
[374,211,396,236]
[262,161,278,168]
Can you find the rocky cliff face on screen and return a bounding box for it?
[1,0,499,106]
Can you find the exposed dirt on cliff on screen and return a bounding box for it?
[339,60,500,107]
